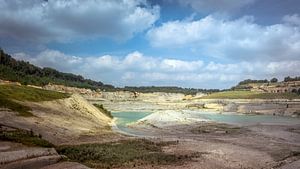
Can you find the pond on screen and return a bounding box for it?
[195,111,300,126]
[112,111,300,135]
[112,111,152,136]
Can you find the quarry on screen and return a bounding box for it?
[1,83,300,169]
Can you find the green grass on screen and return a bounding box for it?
[0,129,54,147]
[202,90,300,99]
[93,104,113,119]
[57,139,200,168]
[0,96,33,116]
[0,84,70,102]
[0,84,70,116]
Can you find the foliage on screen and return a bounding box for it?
[202,90,300,99]
[284,76,300,82]
[0,129,54,147]
[0,84,70,102]
[291,88,300,95]
[57,139,199,168]
[270,78,278,83]
[93,104,113,119]
[238,79,269,85]
[0,49,217,94]
[123,86,219,95]
[0,49,115,91]
[0,96,33,116]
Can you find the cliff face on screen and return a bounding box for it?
[223,100,300,117]
[0,94,113,145]
[192,99,300,117]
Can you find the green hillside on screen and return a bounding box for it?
[202,90,300,99]
[0,84,70,116]
[0,49,115,91]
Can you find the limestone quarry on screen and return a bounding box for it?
[85,90,300,117]
[1,84,300,169]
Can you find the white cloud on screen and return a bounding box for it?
[0,0,159,42]
[147,15,300,61]
[13,49,300,89]
[283,14,300,26]
[177,0,255,14]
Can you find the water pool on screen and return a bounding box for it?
[112,111,151,135]
[112,111,300,135]
[195,111,300,126]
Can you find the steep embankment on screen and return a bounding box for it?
[0,84,113,145]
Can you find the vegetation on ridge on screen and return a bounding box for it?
[93,104,113,119]
[0,49,219,94]
[0,49,114,91]
[0,84,70,116]
[123,86,219,95]
[202,90,300,99]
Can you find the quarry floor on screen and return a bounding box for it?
[96,99,300,169]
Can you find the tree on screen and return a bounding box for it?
[0,49,113,91]
[284,76,300,82]
[284,76,292,82]
[270,78,278,83]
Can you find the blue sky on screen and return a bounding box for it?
[0,0,300,89]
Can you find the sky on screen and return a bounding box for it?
[0,0,300,89]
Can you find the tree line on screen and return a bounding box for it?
[237,76,300,86]
[0,49,115,91]
[123,86,219,95]
[0,49,219,94]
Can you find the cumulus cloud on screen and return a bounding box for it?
[176,0,255,14]
[147,15,300,61]
[13,49,300,88]
[0,0,159,42]
[283,14,300,26]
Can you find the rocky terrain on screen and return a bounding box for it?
[91,90,300,169]
[88,91,300,117]
[1,83,300,169]
[0,140,90,169]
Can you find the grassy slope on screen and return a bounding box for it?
[202,90,300,99]
[0,84,70,116]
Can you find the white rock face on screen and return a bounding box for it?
[137,110,209,127]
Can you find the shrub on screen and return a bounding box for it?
[93,104,113,118]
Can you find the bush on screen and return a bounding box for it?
[93,104,113,118]
[270,78,278,83]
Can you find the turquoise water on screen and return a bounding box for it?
[112,111,151,135]
[112,111,300,135]
[195,112,300,126]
